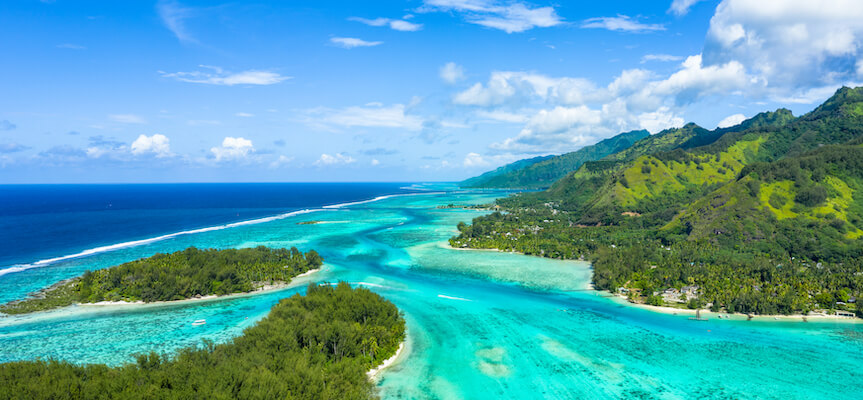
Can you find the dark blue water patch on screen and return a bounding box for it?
[0,183,418,266]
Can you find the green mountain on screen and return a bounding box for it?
[452,87,863,316]
[461,129,649,189]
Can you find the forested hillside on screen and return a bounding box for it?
[452,87,863,316]
[461,129,648,189]
[0,283,406,399]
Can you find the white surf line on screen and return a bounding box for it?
[0,208,320,277]
[438,294,472,302]
[0,190,448,278]
[321,191,446,209]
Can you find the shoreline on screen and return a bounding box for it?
[450,243,860,323]
[63,267,325,310]
[608,292,861,323]
[367,338,408,382]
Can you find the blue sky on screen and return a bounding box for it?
[2,0,863,183]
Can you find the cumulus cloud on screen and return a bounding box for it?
[669,0,704,17]
[269,155,294,168]
[453,71,600,106]
[314,153,356,166]
[235,112,254,118]
[461,59,749,153]
[703,0,863,94]
[371,159,380,166]
[582,16,665,32]
[211,137,254,161]
[304,103,424,131]
[651,55,752,105]
[440,62,466,84]
[463,152,489,167]
[349,17,423,31]
[420,0,562,33]
[131,134,172,157]
[330,37,383,49]
[109,114,146,124]
[161,65,290,86]
[0,120,16,131]
[717,113,747,128]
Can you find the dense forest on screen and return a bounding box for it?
[1,246,323,314]
[452,87,863,317]
[461,130,648,189]
[0,282,406,399]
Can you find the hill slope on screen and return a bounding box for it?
[452,87,863,316]
[460,130,648,189]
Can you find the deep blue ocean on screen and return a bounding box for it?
[0,183,422,269]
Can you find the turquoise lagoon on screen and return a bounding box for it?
[1,189,862,399]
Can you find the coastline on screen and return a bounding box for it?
[367,337,408,382]
[607,292,861,323]
[450,243,860,323]
[74,267,324,309]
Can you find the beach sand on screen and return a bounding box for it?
[608,293,861,323]
[367,336,409,382]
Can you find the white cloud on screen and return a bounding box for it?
[304,103,424,131]
[157,0,196,43]
[651,55,753,105]
[440,62,466,84]
[669,0,704,17]
[464,62,740,153]
[211,137,254,161]
[582,16,665,32]
[109,114,146,124]
[641,54,684,63]
[269,155,294,168]
[463,152,489,167]
[475,109,530,123]
[161,65,290,86]
[235,112,254,118]
[703,0,863,93]
[371,159,380,166]
[330,37,383,49]
[350,17,423,31]
[716,113,747,128]
[637,107,685,133]
[421,0,563,33]
[131,134,172,158]
[314,153,356,166]
[453,71,600,106]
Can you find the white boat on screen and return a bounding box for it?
[192,319,207,326]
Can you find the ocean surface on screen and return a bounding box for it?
[1,183,862,399]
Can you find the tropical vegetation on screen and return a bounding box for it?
[453,87,863,317]
[0,282,406,399]
[1,246,323,314]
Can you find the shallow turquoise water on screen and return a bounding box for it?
[1,189,862,399]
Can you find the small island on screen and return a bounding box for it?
[0,282,407,399]
[0,246,323,315]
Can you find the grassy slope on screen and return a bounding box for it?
[461,130,648,189]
